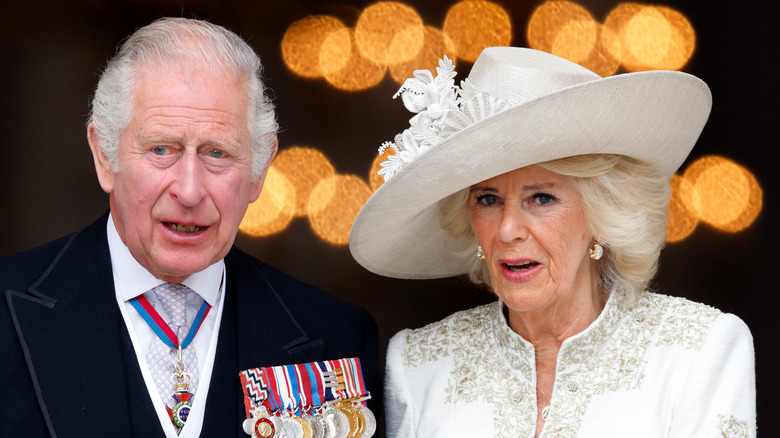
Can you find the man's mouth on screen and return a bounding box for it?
[503,261,539,272]
[165,222,203,233]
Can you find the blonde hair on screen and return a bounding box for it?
[438,154,670,304]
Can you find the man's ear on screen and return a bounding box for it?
[249,136,278,203]
[87,123,116,194]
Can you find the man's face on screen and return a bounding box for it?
[89,67,268,283]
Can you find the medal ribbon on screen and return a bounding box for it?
[239,358,370,418]
[263,366,284,414]
[294,363,312,412]
[239,368,269,418]
[304,362,325,409]
[130,295,210,349]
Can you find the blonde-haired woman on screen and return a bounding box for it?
[349,47,755,437]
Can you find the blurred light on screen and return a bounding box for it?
[444,0,512,62]
[320,27,353,77]
[552,18,597,64]
[355,1,424,65]
[666,174,698,242]
[684,156,762,232]
[528,1,620,76]
[321,27,386,91]
[528,1,594,57]
[369,147,396,191]
[308,174,373,245]
[282,15,346,79]
[605,3,695,71]
[273,147,335,216]
[389,26,458,85]
[239,167,295,237]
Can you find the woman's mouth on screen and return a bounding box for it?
[503,261,539,272]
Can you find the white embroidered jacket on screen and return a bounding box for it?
[385,292,755,437]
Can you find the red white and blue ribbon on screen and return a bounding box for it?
[129,295,210,349]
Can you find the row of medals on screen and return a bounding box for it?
[243,402,376,438]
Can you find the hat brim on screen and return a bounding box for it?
[349,70,711,279]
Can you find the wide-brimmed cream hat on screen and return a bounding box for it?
[349,47,711,279]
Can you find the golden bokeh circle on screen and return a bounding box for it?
[686,156,760,231]
[651,6,696,70]
[605,4,695,72]
[272,146,335,217]
[444,0,512,62]
[321,27,387,92]
[389,26,458,85]
[239,166,296,237]
[719,168,762,233]
[282,15,347,79]
[528,1,594,55]
[551,18,598,64]
[355,1,424,65]
[308,174,374,245]
[666,174,698,243]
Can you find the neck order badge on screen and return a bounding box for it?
[130,289,211,434]
[239,357,375,438]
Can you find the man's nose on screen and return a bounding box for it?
[170,152,205,207]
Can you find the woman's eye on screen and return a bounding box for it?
[533,193,556,205]
[476,194,498,206]
[209,149,224,159]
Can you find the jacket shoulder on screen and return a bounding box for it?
[0,233,76,291]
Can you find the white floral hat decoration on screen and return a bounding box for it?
[349,47,711,279]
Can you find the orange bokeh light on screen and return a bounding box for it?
[605,3,695,71]
[666,174,698,243]
[308,174,374,245]
[528,1,594,56]
[389,26,458,85]
[444,0,512,62]
[683,156,762,232]
[321,27,387,92]
[282,15,346,79]
[272,147,335,217]
[355,1,424,65]
[528,1,620,76]
[239,166,296,237]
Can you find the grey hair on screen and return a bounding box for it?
[438,154,671,305]
[88,17,277,180]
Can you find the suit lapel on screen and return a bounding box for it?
[6,217,163,437]
[200,248,326,437]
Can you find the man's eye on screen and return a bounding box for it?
[152,146,168,155]
[209,149,224,159]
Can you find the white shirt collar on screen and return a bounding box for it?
[106,213,224,306]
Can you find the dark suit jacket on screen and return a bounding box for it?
[0,215,381,437]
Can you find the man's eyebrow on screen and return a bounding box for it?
[140,134,243,151]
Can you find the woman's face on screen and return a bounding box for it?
[469,165,597,315]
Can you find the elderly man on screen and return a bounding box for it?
[0,18,379,437]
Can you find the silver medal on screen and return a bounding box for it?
[281,416,304,438]
[304,414,325,438]
[322,408,349,438]
[357,406,376,438]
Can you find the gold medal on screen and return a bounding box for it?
[335,403,363,438]
[293,416,313,438]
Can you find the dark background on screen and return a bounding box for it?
[1,0,776,434]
